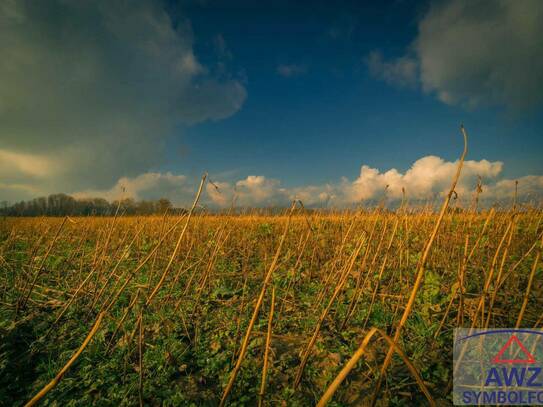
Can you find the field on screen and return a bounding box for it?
[1,202,542,406]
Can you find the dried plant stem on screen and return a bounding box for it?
[515,234,542,328]
[363,217,399,329]
[219,201,296,407]
[485,218,516,327]
[102,214,187,314]
[317,327,435,407]
[258,286,275,407]
[341,214,380,329]
[145,174,207,308]
[496,229,543,292]
[146,209,169,295]
[138,309,144,407]
[106,289,141,352]
[24,312,105,407]
[278,229,310,318]
[435,208,495,337]
[19,217,68,312]
[471,220,512,327]
[370,125,468,406]
[125,175,207,345]
[96,199,121,271]
[91,224,145,310]
[231,262,250,365]
[294,231,367,388]
[315,215,357,307]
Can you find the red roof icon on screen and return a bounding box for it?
[492,335,536,364]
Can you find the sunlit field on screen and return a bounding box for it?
[1,198,542,405]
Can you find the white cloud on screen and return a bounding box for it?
[206,181,232,208]
[289,185,337,207]
[277,64,307,77]
[235,176,288,204]
[367,0,543,110]
[481,175,543,202]
[338,156,504,205]
[206,176,289,207]
[0,0,246,200]
[73,172,192,203]
[83,156,541,208]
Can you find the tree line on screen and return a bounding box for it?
[0,194,185,216]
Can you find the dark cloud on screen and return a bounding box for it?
[367,0,543,111]
[0,0,246,198]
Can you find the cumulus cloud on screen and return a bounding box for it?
[0,0,246,200]
[73,172,193,203]
[277,64,307,77]
[343,156,503,203]
[367,0,543,110]
[482,176,543,202]
[206,176,289,207]
[90,156,540,208]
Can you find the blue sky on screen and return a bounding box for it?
[1,0,542,206]
[170,0,542,184]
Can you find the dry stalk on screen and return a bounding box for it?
[18,217,68,312]
[258,286,275,407]
[317,327,435,406]
[515,233,542,328]
[369,125,468,405]
[24,312,105,407]
[219,201,296,407]
[138,309,144,407]
[294,231,367,388]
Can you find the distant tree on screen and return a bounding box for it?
[157,198,173,214]
[1,194,177,216]
[136,200,155,215]
[118,198,136,215]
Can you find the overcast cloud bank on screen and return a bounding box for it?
[0,0,246,202]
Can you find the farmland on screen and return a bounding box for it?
[2,0,543,405]
[1,195,542,406]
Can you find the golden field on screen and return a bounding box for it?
[1,202,542,406]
